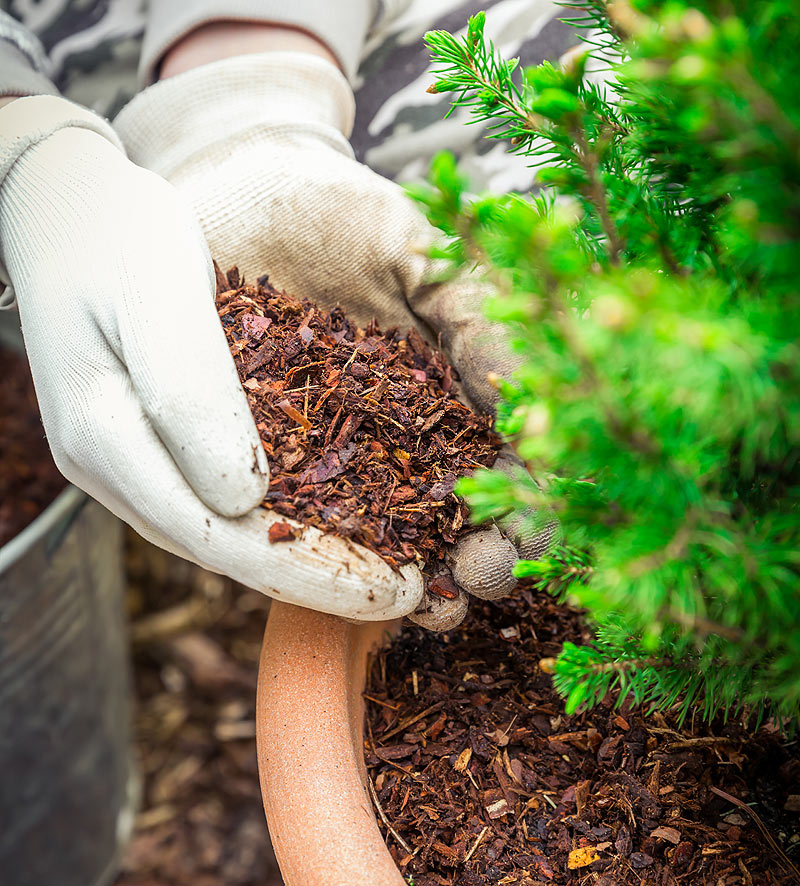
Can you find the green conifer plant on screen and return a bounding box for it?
[414,1,800,727]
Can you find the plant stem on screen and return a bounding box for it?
[572,125,624,264]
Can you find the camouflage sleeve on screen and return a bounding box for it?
[352,0,580,192]
[0,11,58,97]
[140,0,380,84]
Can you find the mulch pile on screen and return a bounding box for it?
[0,345,65,547]
[114,541,800,886]
[216,266,500,575]
[116,533,281,886]
[366,588,800,885]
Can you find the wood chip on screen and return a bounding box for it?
[568,846,600,869]
[464,827,489,863]
[362,565,800,886]
[651,826,682,844]
[486,798,509,819]
[214,720,257,741]
[267,521,296,543]
[454,747,473,773]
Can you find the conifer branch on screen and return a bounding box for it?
[570,125,624,264]
[416,2,800,730]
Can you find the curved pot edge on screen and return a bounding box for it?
[256,601,405,886]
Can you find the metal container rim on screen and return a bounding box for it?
[0,485,86,573]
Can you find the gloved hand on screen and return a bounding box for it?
[0,95,422,621]
[115,53,558,630]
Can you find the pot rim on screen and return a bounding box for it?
[257,602,405,886]
[0,484,85,573]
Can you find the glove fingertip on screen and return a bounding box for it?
[188,440,269,519]
[408,589,469,632]
[451,527,518,600]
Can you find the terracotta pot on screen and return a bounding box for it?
[256,601,405,886]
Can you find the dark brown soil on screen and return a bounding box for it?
[0,345,65,547]
[215,267,500,576]
[366,589,800,885]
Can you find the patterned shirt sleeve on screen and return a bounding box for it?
[0,11,59,97]
[141,0,380,84]
[351,0,579,192]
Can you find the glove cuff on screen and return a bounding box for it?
[0,95,123,188]
[0,95,124,300]
[114,52,355,179]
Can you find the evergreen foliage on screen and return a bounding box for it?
[414,1,800,727]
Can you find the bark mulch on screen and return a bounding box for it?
[216,266,500,577]
[366,588,800,885]
[115,533,282,886]
[0,345,65,547]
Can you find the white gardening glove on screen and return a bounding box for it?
[0,95,422,621]
[115,54,558,631]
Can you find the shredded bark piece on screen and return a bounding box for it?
[267,522,296,544]
[428,574,461,600]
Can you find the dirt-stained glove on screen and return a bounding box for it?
[0,95,422,621]
[114,53,558,630]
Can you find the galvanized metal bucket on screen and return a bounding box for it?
[0,308,135,886]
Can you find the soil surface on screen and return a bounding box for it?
[113,533,800,886]
[366,588,800,885]
[0,345,65,546]
[216,267,500,576]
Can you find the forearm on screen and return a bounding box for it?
[161,21,339,79]
[142,0,377,83]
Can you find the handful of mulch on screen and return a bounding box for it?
[215,267,501,577]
